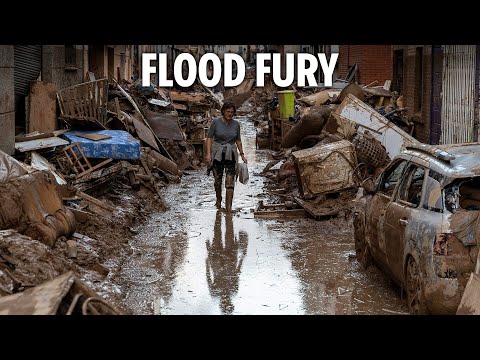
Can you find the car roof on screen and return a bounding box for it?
[399,142,480,179]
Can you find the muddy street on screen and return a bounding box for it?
[115,118,408,315]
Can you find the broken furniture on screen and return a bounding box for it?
[59,142,113,179]
[71,161,127,193]
[57,78,109,129]
[0,150,76,247]
[292,139,358,199]
[333,94,417,159]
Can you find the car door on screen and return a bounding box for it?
[383,163,426,284]
[367,159,409,268]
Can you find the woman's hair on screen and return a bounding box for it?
[221,101,236,115]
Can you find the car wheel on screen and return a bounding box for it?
[406,256,428,314]
[354,213,372,268]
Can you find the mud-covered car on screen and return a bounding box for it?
[354,143,480,314]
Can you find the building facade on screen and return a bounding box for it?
[393,45,480,145]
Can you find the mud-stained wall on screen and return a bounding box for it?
[0,171,76,247]
[0,45,15,155]
[42,45,88,90]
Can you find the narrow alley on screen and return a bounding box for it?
[114,117,407,315]
[2,45,479,315]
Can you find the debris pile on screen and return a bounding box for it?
[1,74,229,312]
[254,75,419,221]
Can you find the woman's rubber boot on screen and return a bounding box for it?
[225,174,234,213]
[215,187,222,209]
[225,189,234,213]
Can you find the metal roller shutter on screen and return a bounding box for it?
[14,45,42,127]
[440,45,476,144]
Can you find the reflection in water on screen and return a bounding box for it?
[206,211,248,314]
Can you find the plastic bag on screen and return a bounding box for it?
[237,163,249,185]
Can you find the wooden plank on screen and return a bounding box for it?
[16,132,55,142]
[254,209,305,219]
[65,207,91,223]
[91,82,98,120]
[376,80,392,107]
[260,203,287,209]
[15,137,69,152]
[132,113,160,152]
[77,158,113,178]
[172,102,188,111]
[57,93,65,115]
[66,88,76,116]
[114,97,121,117]
[168,90,207,103]
[76,133,112,141]
[140,157,152,178]
[198,81,223,109]
[254,200,305,219]
[28,81,58,133]
[75,145,91,169]
[294,196,339,220]
[77,191,114,218]
[80,85,89,117]
[157,88,170,102]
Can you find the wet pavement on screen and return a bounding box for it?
[117,117,409,315]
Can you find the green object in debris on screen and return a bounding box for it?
[277,90,295,119]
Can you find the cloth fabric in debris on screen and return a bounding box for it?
[236,162,249,184]
[211,141,239,164]
[0,150,28,182]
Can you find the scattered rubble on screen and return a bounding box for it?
[1,61,429,314]
[1,74,225,313]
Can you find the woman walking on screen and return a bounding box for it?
[205,102,247,212]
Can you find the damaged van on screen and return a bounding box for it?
[354,143,480,314]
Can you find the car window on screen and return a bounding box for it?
[422,171,443,212]
[377,160,408,197]
[397,165,426,207]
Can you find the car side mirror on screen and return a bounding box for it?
[361,178,376,194]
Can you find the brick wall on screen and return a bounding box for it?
[0,45,15,155]
[338,45,392,85]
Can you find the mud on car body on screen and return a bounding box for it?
[354,143,480,314]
